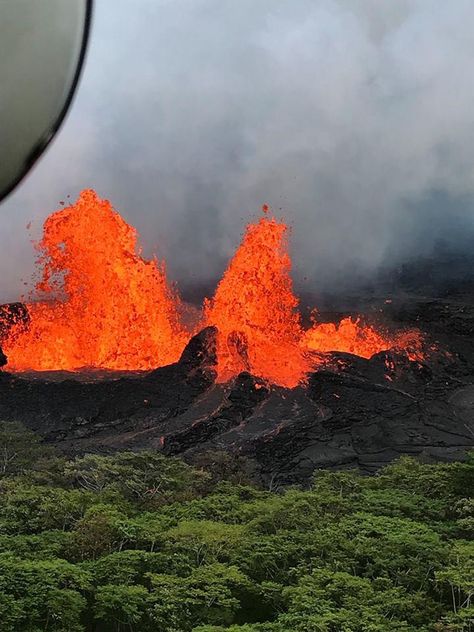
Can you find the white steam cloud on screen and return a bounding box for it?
[1,0,474,301]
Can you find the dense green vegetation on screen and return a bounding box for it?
[0,421,472,631]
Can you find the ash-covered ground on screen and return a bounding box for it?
[1,256,474,486]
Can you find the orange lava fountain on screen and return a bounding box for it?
[204,206,311,387]
[2,190,424,384]
[3,190,187,371]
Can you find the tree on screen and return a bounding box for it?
[69,505,123,560]
[436,540,474,631]
[0,555,90,632]
[0,421,55,476]
[94,584,151,632]
[164,520,245,566]
[190,450,258,488]
[0,480,98,534]
[64,451,209,505]
[278,569,436,631]
[148,564,250,631]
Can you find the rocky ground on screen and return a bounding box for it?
[0,277,473,484]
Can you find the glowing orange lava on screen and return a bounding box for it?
[204,207,310,387]
[2,190,424,384]
[303,316,424,361]
[3,190,187,371]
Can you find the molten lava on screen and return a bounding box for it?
[304,316,424,362]
[204,207,310,387]
[2,190,424,384]
[3,190,186,371]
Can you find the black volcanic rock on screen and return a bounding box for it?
[178,325,217,371]
[162,372,270,455]
[0,294,473,484]
[0,326,218,444]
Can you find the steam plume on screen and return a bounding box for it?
[1,0,474,301]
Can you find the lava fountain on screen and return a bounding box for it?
[204,205,311,387]
[3,190,187,371]
[2,190,424,384]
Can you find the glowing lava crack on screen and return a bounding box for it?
[2,190,424,386]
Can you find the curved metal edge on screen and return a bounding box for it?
[0,0,94,203]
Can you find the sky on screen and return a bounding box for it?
[1,0,474,302]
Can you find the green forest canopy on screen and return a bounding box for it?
[0,421,472,631]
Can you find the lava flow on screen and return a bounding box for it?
[304,316,423,362]
[2,190,424,385]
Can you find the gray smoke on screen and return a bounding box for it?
[2,0,474,302]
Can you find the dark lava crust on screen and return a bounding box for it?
[1,292,474,485]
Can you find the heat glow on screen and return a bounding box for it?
[3,190,424,385]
